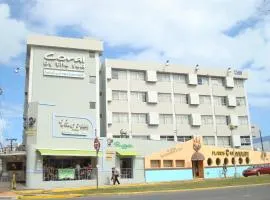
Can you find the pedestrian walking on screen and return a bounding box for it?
[111,167,120,185]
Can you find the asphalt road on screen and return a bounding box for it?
[70,184,270,200]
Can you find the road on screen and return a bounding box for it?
[70,184,270,200]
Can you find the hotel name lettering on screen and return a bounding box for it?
[212,149,249,157]
[43,52,86,72]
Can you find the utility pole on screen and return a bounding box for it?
[6,138,17,151]
[259,130,264,152]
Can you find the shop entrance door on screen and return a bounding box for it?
[120,158,133,179]
[192,160,204,178]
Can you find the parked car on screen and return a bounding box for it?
[243,164,270,177]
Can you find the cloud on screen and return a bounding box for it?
[24,0,270,107]
[0,3,28,64]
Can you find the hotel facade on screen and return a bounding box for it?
[101,59,252,149]
[0,35,268,189]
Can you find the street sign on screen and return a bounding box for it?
[94,137,100,152]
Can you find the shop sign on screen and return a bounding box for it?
[43,52,86,78]
[113,141,133,149]
[55,116,92,136]
[161,147,183,158]
[212,149,249,157]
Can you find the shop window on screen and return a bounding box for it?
[231,157,235,165]
[43,156,96,181]
[238,157,243,165]
[224,158,229,165]
[246,157,250,164]
[150,160,161,168]
[216,158,221,166]
[7,162,23,171]
[175,160,185,167]
[207,158,213,166]
[163,160,173,168]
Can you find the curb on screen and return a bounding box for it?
[17,182,270,200]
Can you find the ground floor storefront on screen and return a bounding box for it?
[9,137,270,189]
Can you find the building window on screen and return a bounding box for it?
[207,158,213,166]
[177,136,193,142]
[246,157,250,164]
[174,94,188,104]
[150,160,161,168]
[217,136,231,146]
[131,113,147,124]
[238,157,243,165]
[214,96,227,106]
[175,160,185,167]
[232,157,235,165]
[238,116,248,125]
[157,73,170,82]
[163,160,173,168]
[234,79,244,88]
[211,77,224,87]
[132,135,150,140]
[203,136,215,146]
[224,158,229,165]
[89,102,96,109]
[160,135,174,141]
[131,91,146,102]
[112,69,127,80]
[236,97,246,106]
[158,93,171,102]
[112,90,128,101]
[240,136,251,146]
[176,115,189,124]
[201,115,213,125]
[215,115,228,125]
[120,158,133,179]
[199,95,211,105]
[112,112,128,123]
[198,76,209,85]
[89,76,96,84]
[130,70,145,81]
[173,74,186,83]
[216,158,221,166]
[159,114,173,124]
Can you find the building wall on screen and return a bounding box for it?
[24,36,103,188]
[103,59,252,149]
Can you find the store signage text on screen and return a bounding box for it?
[161,147,183,158]
[113,141,133,149]
[43,52,86,78]
[55,117,91,136]
[212,149,249,157]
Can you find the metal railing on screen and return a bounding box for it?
[43,168,97,181]
[120,168,133,179]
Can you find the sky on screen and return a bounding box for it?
[0,0,270,144]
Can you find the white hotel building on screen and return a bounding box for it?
[100,59,252,149]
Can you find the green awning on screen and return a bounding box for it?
[116,150,137,156]
[37,149,102,157]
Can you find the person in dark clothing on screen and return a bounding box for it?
[111,167,120,185]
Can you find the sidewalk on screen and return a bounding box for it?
[13,176,270,199]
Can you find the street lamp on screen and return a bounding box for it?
[229,124,237,178]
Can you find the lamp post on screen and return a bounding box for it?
[229,124,237,178]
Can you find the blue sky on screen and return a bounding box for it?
[0,0,270,144]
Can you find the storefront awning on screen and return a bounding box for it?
[116,150,137,156]
[191,152,205,161]
[37,149,102,157]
